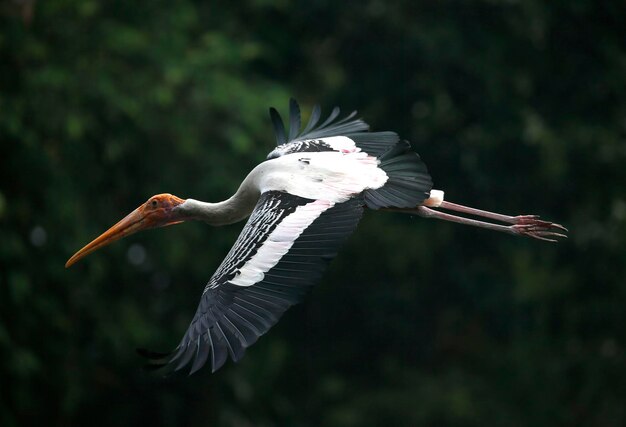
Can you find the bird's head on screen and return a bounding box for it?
[65,193,186,268]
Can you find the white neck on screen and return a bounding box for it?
[178,172,261,226]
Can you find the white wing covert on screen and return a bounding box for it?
[143,190,364,374]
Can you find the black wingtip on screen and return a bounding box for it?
[271,99,371,145]
[136,348,175,374]
[269,107,287,146]
[319,106,341,128]
[302,104,322,134]
[136,348,171,360]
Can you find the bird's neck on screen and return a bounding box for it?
[179,188,260,226]
[176,161,270,226]
[178,163,263,226]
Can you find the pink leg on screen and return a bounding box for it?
[439,201,525,224]
[386,201,567,242]
[438,200,564,229]
[416,206,567,242]
[437,201,567,232]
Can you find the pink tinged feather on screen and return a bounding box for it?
[322,136,360,153]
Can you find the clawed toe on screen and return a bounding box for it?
[412,202,567,242]
[515,215,568,231]
[511,221,568,242]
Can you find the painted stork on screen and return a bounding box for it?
[66,99,566,374]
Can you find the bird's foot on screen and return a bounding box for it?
[510,216,568,242]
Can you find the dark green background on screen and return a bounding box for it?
[2,1,625,426]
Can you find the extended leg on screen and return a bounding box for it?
[439,201,532,225]
[415,206,567,241]
[392,190,567,241]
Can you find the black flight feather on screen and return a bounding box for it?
[301,104,322,134]
[139,193,364,375]
[269,107,287,146]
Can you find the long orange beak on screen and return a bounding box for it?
[65,194,185,268]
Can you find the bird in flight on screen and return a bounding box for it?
[66,99,567,374]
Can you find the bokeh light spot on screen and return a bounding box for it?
[127,244,147,266]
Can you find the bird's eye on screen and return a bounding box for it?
[151,200,158,208]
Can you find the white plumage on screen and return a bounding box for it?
[230,199,333,287]
[65,99,566,375]
[257,150,388,203]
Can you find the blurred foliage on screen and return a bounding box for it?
[1,0,625,426]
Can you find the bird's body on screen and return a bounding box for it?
[66,99,566,374]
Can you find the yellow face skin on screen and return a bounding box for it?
[65,193,185,268]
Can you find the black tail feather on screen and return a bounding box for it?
[364,141,433,209]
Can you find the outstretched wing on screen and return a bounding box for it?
[142,191,364,374]
[267,99,400,159]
